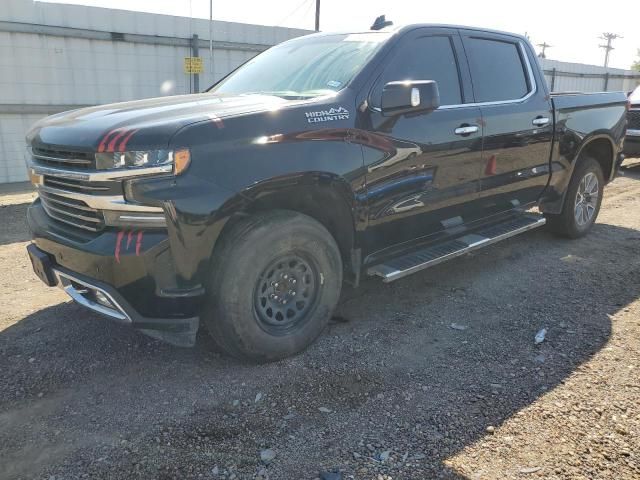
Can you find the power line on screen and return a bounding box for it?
[276,0,312,27]
[537,42,552,59]
[302,0,315,30]
[599,32,622,68]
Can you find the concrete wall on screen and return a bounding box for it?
[0,0,310,183]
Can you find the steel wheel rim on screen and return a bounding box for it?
[574,172,599,226]
[253,254,320,334]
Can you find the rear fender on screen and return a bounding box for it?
[539,132,617,214]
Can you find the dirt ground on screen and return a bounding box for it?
[1,164,640,480]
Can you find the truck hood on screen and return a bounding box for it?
[27,93,290,152]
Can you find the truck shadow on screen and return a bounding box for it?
[1,222,639,479]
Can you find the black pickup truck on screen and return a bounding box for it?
[25,24,628,361]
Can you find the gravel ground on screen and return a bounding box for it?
[1,165,640,480]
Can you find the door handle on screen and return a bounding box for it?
[532,117,550,126]
[454,125,479,135]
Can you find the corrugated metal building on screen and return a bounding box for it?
[540,58,640,93]
[1,2,639,184]
[0,0,310,184]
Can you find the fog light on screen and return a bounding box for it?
[94,290,114,308]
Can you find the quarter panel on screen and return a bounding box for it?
[540,93,627,212]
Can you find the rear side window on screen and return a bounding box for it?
[372,35,462,106]
[465,38,529,102]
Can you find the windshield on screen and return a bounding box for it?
[210,32,390,98]
[631,85,640,103]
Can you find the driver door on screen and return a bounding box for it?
[361,28,485,255]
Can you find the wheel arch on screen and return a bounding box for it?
[211,172,360,277]
[540,133,617,215]
[578,135,615,182]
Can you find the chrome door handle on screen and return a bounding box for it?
[532,117,550,126]
[454,125,479,135]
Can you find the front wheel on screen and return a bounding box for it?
[544,156,604,238]
[202,210,343,362]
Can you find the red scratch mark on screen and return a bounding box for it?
[106,129,128,153]
[126,231,133,250]
[98,129,119,153]
[135,231,143,256]
[115,230,125,264]
[485,155,497,176]
[118,129,139,152]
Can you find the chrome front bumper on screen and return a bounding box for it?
[55,269,131,323]
[51,266,200,347]
[27,253,200,347]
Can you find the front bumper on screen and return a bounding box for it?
[27,243,199,346]
[27,201,201,347]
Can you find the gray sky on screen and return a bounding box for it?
[40,0,640,70]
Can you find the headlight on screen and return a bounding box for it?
[95,148,190,175]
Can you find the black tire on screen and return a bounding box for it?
[202,210,343,362]
[544,156,604,238]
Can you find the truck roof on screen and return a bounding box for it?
[306,24,529,43]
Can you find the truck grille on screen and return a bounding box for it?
[43,175,111,194]
[629,109,640,131]
[32,146,95,169]
[39,190,105,232]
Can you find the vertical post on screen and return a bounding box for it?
[550,67,556,92]
[315,0,320,31]
[604,72,609,91]
[191,34,199,93]
[209,0,213,76]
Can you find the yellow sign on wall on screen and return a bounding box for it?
[184,57,203,74]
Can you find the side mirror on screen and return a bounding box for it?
[381,80,440,117]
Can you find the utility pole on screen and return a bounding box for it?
[315,0,320,32]
[209,0,213,75]
[191,34,199,93]
[599,33,622,68]
[537,42,552,59]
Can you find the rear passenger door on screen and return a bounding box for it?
[460,31,553,215]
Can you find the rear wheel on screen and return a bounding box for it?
[202,210,342,362]
[544,156,604,238]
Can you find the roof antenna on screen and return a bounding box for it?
[371,15,393,31]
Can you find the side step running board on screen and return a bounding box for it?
[367,214,546,282]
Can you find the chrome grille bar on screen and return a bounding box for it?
[37,184,163,212]
[40,200,103,232]
[44,177,109,192]
[39,191,97,212]
[32,153,92,165]
[41,202,102,223]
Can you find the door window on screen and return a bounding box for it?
[372,35,462,106]
[465,38,530,102]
